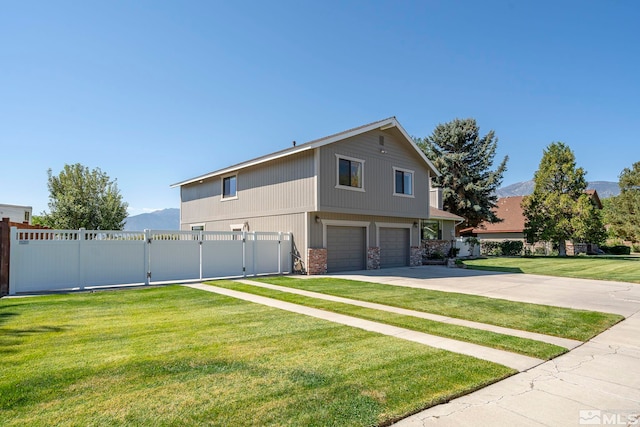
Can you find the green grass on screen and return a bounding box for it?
[463,256,640,284]
[0,286,514,427]
[212,281,566,360]
[254,277,623,341]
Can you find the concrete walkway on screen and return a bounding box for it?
[318,266,640,426]
[185,282,543,371]
[235,279,581,349]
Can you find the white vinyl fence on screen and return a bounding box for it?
[453,237,481,257]
[9,228,292,294]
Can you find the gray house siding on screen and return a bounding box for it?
[184,212,307,262]
[318,128,430,218]
[180,150,316,225]
[308,211,419,249]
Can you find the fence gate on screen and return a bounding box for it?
[8,228,292,294]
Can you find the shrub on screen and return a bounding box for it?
[501,240,524,256]
[633,244,640,254]
[480,241,502,256]
[600,245,631,255]
[480,240,523,256]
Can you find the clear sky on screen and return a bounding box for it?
[2,1,639,216]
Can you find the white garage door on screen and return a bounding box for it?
[380,227,409,268]
[327,226,366,273]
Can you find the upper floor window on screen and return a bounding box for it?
[222,175,237,199]
[393,167,414,196]
[336,155,364,191]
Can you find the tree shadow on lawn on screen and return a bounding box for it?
[0,307,66,355]
[464,265,523,274]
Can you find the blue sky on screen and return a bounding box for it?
[2,1,639,216]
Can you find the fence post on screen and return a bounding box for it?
[252,232,257,277]
[78,228,85,290]
[278,232,282,275]
[144,229,151,285]
[242,231,247,278]
[199,230,203,281]
[0,218,10,296]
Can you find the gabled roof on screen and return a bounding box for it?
[467,190,604,235]
[585,189,602,209]
[171,117,439,188]
[470,196,526,234]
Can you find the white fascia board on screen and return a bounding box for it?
[392,120,441,177]
[170,117,439,188]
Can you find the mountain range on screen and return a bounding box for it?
[496,180,620,199]
[124,208,180,231]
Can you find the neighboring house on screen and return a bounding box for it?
[0,204,32,225]
[462,191,603,255]
[461,196,527,242]
[171,117,441,274]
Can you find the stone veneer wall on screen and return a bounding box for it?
[367,247,380,270]
[410,246,422,267]
[307,248,327,275]
[422,240,452,259]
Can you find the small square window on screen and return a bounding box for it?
[222,175,237,199]
[336,155,364,191]
[394,168,413,196]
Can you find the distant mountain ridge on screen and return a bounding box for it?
[497,181,620,198]
[124,208,180,231]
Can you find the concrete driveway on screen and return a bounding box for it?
[326,266,640,426]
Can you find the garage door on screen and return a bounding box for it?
[327,226,366,273]
[380,228,409,268]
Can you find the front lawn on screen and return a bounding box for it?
[0,286,513,427]
[214,281,566,359]
[255,277,623,341]
[463,256,640,284]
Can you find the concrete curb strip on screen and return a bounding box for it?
[236,279,582,349]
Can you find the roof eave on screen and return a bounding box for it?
[170,117,440,188]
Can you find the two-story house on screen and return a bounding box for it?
[171,117,442,274]
[0,204,32,225]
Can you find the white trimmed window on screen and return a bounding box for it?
[222,174,237,200]
[336,155,365,191]
[393,167,414,197]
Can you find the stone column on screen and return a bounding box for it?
[410,246,423,267]
[367,247,380,270]
[307,248,327,275]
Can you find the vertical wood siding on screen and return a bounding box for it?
[180,151,315,225]
[190,213,307,261]
[318,128,430,217]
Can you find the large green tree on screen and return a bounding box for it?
[416,118,508,229]
[522,142,605,256]
[43,163,128,230]
[606,161,640,243]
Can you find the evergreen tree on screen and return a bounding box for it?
[606,162,640,243]
[522,142,605,256]
[43,163,129,230]
[416,118,508,230]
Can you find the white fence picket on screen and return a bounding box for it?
[8,227,292,294]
